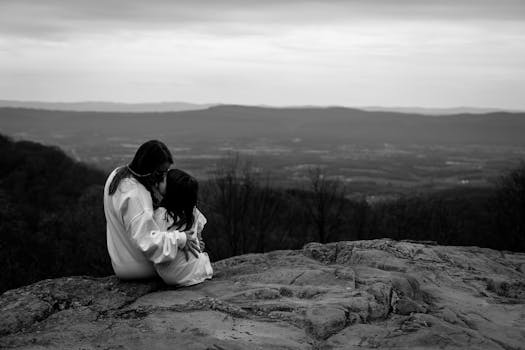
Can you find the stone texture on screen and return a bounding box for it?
[1,239,525,349]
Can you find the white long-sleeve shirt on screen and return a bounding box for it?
[103,168,187,279]
[154,207,213,286]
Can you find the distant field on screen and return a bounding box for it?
[1,105,524,199]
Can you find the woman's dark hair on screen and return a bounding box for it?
[108,140,173,201]
[160,169,198,231]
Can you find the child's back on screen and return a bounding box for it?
[153,207,213,286]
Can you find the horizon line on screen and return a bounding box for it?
[1,99,523,114]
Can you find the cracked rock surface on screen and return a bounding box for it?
[1,239,525,349]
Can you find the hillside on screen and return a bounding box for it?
[0,134,111,293]
[1,239,524,349]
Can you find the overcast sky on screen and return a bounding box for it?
[1,0,524,108]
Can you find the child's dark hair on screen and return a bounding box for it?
[160,168,198,231]
[108,140,173,204]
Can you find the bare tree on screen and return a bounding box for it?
[304,167,347,243]
[492,161,525,250]
[207,154,282,256]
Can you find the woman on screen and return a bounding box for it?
[154,169,213,286]
[103,140,200,279]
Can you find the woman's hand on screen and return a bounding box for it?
[199,238,206,252]
[182,231,200,261]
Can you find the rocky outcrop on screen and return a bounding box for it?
[1,239,525,349]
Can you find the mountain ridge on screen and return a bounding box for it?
[2,105,524,143]
[1,100,521,115]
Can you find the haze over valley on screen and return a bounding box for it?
[2,104,524,200]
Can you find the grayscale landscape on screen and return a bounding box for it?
[1,0,524,348]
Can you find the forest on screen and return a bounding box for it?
[0,134,524,293]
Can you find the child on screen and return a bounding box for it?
[153,169,213,286]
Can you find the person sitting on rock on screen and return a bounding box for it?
[154,168,213,286]
[104,140,201,280]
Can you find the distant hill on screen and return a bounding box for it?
[1,104,524,192]
[0,100,215,113]
[1,100,520,115]
[360,106,523,115]
[1,104,524,146]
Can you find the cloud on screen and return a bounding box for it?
[1,0,524,41]
[1,0,524,108]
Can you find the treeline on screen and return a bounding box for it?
[200,156,524,261]
[0,135,110,293]
[1,134,524,293]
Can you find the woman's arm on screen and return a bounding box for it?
[121,189,199,264]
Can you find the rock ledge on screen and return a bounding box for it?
[1,239,525,349]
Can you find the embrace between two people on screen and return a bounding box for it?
[103,140,213,286]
